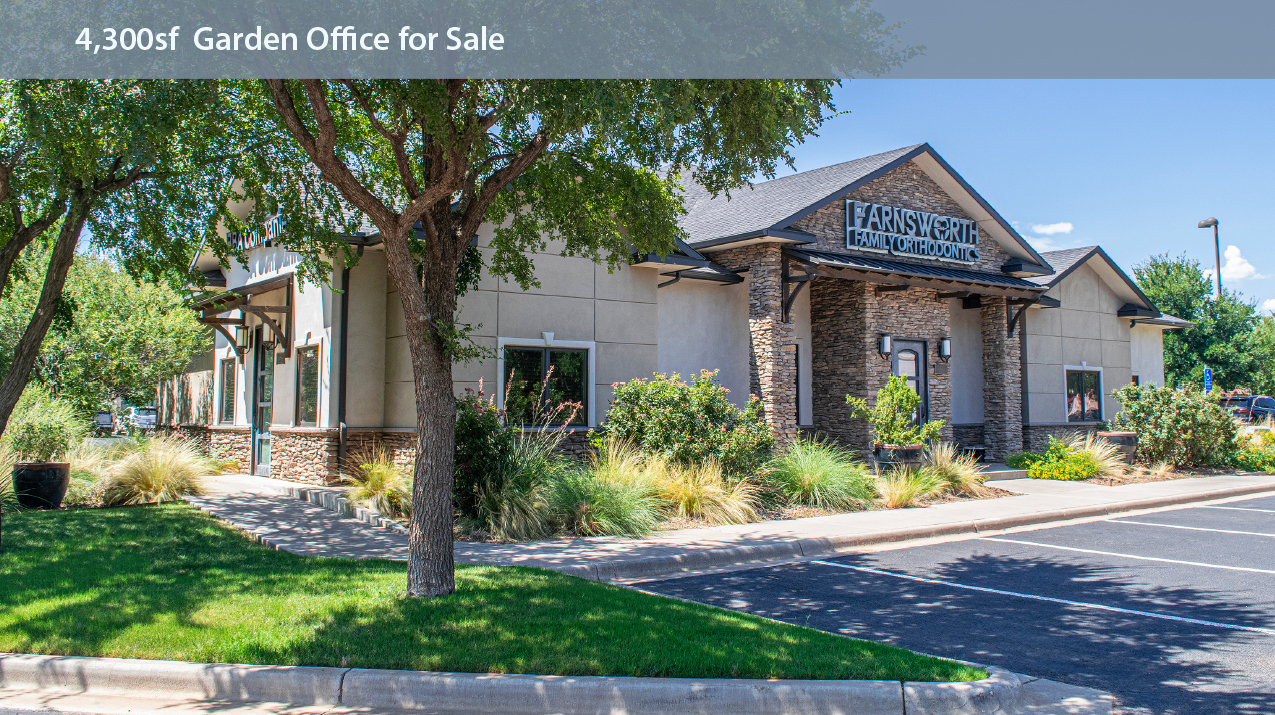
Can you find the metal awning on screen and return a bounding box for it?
[785,247,1049,299]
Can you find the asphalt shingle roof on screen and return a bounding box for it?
[1026,247,1099,286]
[678,145,924,243]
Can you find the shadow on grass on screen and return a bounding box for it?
[644,551,1275,715]
[0,504,977,685]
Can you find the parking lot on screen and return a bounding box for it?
[639,495,1275,715]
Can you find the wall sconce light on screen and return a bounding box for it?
[878,334,893,361]
[938,336,952,363]
[261,336,277,353]
[234,326,249,350]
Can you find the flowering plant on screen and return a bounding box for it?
[1108,384,1237,466]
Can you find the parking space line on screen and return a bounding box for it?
[1113,520,1275,538]
[1202,506,1275,514]
[980,537,1275,574]
[810,560,1275,635]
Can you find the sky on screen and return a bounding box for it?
[771,80,1275,313]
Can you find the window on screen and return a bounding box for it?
[296,346,320,426]
[1130,374,1140,387]
[503,346,588,426]
[1066,369,1102,422]
[219,358,236,424]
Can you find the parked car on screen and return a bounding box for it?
[1219,394,1275,423]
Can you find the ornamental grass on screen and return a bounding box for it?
[873,466,945,509]
[103,436,208,506]
[767,436,873,509]
[344,445,412,519]
[648,454,759,526]
[925,442,990,497]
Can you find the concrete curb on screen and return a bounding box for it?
[277,485,408,535]
[0,653,1031,714]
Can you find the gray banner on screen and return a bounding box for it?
[4,0,1274,78]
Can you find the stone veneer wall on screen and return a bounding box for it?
[710,243,798,444]
[792,161,1013,275]
[952,424,985,449]
[981,297,1023,459]
[1021,424,1098,453]
[208,427,251,471]
[808,278,954,451]
[270,428,340,485]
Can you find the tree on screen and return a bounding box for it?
[232,79,871,596]
[0,80,239,437]
[0,251,209,416]
[1134,253,1260,390]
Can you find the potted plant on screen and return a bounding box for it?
[10,419,75,510]
[847,375,944,470]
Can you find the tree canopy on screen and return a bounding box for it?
[1134,253,1266,391]
[0,251,209,417]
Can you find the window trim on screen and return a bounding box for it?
[496,336,596,428]
[1063,364,1103,423]
[218,357,237,424]
[294,343,322,427]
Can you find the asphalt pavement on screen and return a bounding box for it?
[638,495,1275,715]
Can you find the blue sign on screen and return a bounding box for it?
[1204,367,1213,394]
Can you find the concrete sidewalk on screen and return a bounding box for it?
[187,472,1275,582]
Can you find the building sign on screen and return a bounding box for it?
[226,213,285,252]
[845,200,980,264]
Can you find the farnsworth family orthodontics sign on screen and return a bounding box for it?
[846,200,980,264]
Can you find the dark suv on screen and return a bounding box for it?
[1219,394,1275,423]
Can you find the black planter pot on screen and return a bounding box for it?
[872,443,926,472]
[1096,431,1137,465]
[13,462,71,510]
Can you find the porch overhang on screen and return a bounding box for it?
[191,273,294,360]
[785,247,1050,301]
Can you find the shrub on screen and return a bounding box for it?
[3,386,86,462]
[648,455,759,525]
[345,446,412,518]
[1026,437,1099,481]
[926,442,988,497]
[846,375,943,447]
[768,436,873,509]
[1109,384,1239,466]
[1233,445,1275,473]
[595,370,775,477]
[874,466,944,508]
[103,436,207,505]
[1005,451,1045,470]
[547,467,661,537]
[454,386,515,519]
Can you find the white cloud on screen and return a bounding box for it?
[1030,222,1074,236]
[1214,245,1266,282]
[1025,235,1060,252]
[1262,299,1275,314]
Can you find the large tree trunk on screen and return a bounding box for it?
[380,225,461,597]
[0,198,87,437]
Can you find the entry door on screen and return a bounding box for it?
[251,330,275,476]
[891,340,928,422]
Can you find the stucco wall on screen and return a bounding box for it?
[1025,262,1134,425]
[656,277,752,408]
[1130,324,1167,387]
[344,251,387,428]
[383,227,661,428]
[948,298,984,425]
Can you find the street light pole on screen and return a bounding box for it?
[1198,217,1220,299]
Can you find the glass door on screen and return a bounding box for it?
[251,329,275,476]
[891,339,928,422]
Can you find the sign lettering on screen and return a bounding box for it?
[845,200,980,264]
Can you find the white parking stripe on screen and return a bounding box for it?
[980,537,1275,574]
[810,560,1275,635]
[1114,520,1275,538]
[1201,506,1275,514]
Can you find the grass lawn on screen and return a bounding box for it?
[0,504,982,682]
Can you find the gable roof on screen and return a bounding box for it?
[1029,246,1160,316]
[677,143,1051,273]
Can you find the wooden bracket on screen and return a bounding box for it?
[781,258,817,322]
[873,284,909,297]
[936,291,971,300]
[1006,300,1036,337]
[200,319,244,360]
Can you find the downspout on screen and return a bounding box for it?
[337,244,364,473]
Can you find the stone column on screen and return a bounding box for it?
[713,244,797,444]
[981,296,1023,459]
